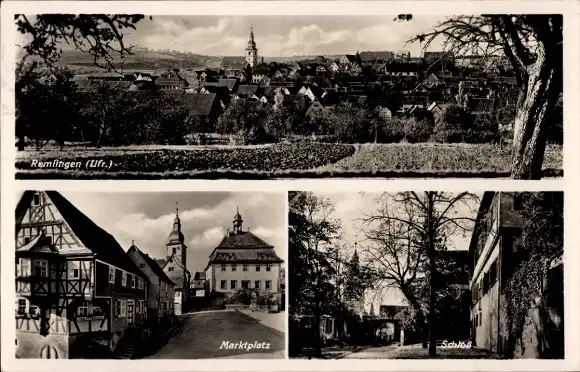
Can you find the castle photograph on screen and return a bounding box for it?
[288,191,563,359]
[14,190,286,359]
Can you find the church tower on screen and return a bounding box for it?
[344,243,365,317]
[163,202,190,315]
[166,203,187,265]
[245,26,259,67]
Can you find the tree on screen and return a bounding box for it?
[288,192,341,357]
[217,99,271,144]
[402,15,562,179]
[16,61,80,149]
[360,192,479,356]
[16,14,148,71]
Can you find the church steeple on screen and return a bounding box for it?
[167,202,186,261]
[233,207,244,234]
[245,25,258,67]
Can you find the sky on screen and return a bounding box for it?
[316,191,481,312]
[35,191,286,275]
[15,15,449,58]
[119,15,446,57]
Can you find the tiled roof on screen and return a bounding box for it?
[217,78,239,92]
[237,85,261,96]
[178,93,219,117]
[194,272,206,280]
[216,231,273,249]
[16,191,147,279]
[155,258,167,268]
[128,245,175,285]
[360,51,394,62]
[209,248,283,264]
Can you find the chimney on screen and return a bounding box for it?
[262,57,264,64]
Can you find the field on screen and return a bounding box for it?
[15,143,563,179]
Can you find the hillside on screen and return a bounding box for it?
[55,49,222,73]
[50,49,344,73]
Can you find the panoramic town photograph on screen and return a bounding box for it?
[288,191,564,359]
[14,190,286,359]
[14,14,562,180]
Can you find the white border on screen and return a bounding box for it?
[2,1,580,371]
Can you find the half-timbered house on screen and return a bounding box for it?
[15,191,149,359]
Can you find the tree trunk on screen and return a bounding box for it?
[427,194,437,357]
[18,135,25,151]
[511,47,562,180]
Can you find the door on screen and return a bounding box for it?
[127,300,134,325]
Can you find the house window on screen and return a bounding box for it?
[19,258,31,277]
[230,280,237,290]
[220,280,227,289]
[243,264,248,272]
[109,267,115,284]
[241,280,250,289]
[221,264,226,272]
[115,300,121,317]
[256,265,261,272]
[173,247,177,254]
[324,318,333,334]
[77,302,89,317]
[266,264,271,272]
[92,305,104,317]
[24,237,30,245]
[168,267,174,272]
[68,261,80,279]
[17,299,27,315]
[231,265,237,272]
[265,280,272,290]
[122,272,127,286]
[29,304,39,317]
[32,193,40,206]
[34,260,48,277]
[255,280,261,289]
[131,275,136,289]
[120,300,127,317]
[489,260,498,285]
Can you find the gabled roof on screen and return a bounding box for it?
[360,51,394,62]
[341,55,356,62]
[194,272,206,281]
[155,258,167,268]
[16,191,147,279]
[178,93,219,117]
[128,244,175,285]
[217,78,239,92]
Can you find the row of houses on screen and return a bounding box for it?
[15,192,285,359]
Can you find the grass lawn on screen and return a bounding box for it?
[15,142,563,179]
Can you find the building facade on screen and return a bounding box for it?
[204,209,284,303]
[468,192,564,357]
[155,207,191,316]
[127,244,175,324]
[15,191,149,359]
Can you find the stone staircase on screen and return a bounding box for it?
[113,327,140,359]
